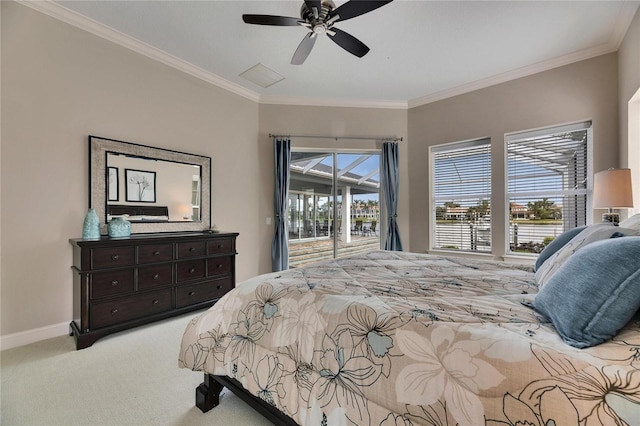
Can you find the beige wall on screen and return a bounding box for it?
[407,53,619,256]
[1,2,261,337]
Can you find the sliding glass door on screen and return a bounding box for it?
[288,150,381,267]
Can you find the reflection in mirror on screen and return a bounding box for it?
[106,153,202,222]
[90,136,211,234]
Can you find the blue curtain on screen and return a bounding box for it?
[381,142,404,251]
[272,137,291,271]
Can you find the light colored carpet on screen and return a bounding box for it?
[1,312,274,426]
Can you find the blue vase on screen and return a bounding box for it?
[108,217,131,238]
[82,208,101,240]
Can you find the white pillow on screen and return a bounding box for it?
[620,213,640,231]
[535,223,638,288]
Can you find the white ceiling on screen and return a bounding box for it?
[31,1,640,108]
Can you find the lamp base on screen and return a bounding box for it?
[602,212,620,224]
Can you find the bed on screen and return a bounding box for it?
[179,224,640,425]
[107,204,169,222]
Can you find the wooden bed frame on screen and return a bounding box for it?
[196,374,298,425]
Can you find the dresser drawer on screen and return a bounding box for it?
[207,256,232,276]
[138,264,173,291]
[175,277,233,308]
[177,241,206,259]
[91,246,135,269]
[90,289,172,329]
[207,238,234,255]
[138,243,173,264]
[90,269,135,299]
[176,259,206,282]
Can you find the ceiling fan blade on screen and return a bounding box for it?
[327,27,370,58]
[304,0,322,18]
[328,0,393,22]
[291,32,317,65]
[242,14,302,26]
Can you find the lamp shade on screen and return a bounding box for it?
[593,168,634,208]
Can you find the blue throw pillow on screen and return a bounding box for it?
[533,236,640,348]
[534,225,587,271]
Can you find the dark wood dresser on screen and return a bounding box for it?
[69,232,238,349]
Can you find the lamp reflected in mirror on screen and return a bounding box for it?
[176,204,193,221]
[593,168,634,224]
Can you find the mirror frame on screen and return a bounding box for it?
[89,135,211,234]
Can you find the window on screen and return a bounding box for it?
[506,122,591,254]
[431,138,492,252]
[191,175,200,220]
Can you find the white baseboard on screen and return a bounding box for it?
[0,322,70,351]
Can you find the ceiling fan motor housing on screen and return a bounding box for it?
[301,0,336,33]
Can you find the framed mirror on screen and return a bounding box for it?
[89,135,211,234]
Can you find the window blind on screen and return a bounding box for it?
[506,121,591,254]
[431,138,492,252]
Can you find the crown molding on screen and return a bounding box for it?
[18,0,261,103]
[408,43,618,109]
[611,2,640,49]
[258,94,408,110]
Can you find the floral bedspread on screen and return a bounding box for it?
[179,251,640,425]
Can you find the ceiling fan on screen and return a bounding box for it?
[242,0,393,65]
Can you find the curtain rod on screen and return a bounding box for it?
[269,133,403,142]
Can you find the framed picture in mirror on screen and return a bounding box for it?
[125,169,156,202]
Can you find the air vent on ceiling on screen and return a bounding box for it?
[239,63,285,88]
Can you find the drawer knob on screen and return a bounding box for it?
[153,251,161,256]
[189,268,196,274]
[111,308,118,315]
[216,285,222,290]
[111,254,119,261]
[189,291,196,296]
[189,247,196,252]
[153,274,160,280]
[217,264,223,269]
[217,244,223,249]
[152,299,159,305]
[111,280,119,286]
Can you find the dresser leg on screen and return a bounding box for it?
[195,373,223,413]
[69,321,101,350]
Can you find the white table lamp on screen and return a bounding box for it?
[593,168,634,224]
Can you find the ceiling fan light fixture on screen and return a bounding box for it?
[239,63,285,88]
[313,24,327,34]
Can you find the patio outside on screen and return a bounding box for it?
[287,151,382,267]
[289,232,380,268]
